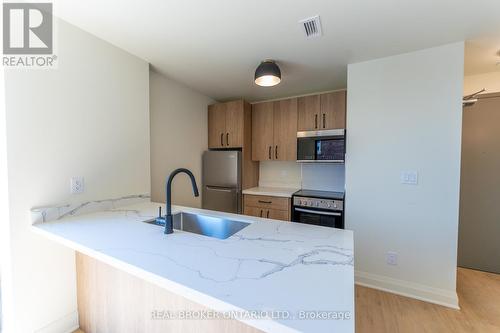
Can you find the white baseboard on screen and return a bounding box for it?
[355,270,459,309]
[35,310,79,333]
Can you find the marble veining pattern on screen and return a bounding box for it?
[32,201,354,333]
[30,194,150,224]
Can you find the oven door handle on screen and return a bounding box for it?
[294,207,342,216]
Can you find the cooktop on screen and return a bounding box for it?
[293,189,345,200]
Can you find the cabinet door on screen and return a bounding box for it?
[225,100,244,148]
[320,91,346,130]
[273,98,298,161]
[243,205,265,218]
[267,208,289,221]
[297,95,320,131]
[251,102,274,161]
[208,103,226,148]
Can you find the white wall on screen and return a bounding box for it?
[149,70,214,207]
[1,66,13,333]
[3,19,150,333]
[346,42,464,308]
[259,162,345,192]
[464,71,500,95]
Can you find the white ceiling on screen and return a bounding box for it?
[56,0,500,102]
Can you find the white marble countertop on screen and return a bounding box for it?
[32,201,354,333]
[242,187,300,198]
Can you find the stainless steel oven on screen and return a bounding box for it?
[291,190,344,229]
[297,129,345,163]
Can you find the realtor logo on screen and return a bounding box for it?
[2,2,56,68]
[3,3,53,54]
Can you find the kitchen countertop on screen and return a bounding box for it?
[32,200,354,333]
[242,187,300,198]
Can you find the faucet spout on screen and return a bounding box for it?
[164,168,199,234]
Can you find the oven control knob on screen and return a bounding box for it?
[327,203,332,208]
[315,202,319,207]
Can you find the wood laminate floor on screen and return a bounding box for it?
[356,267,500,333]
[74,267,500,333]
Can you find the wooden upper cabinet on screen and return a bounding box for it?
[320,91,346,130]
[297,95,320,131]
[208,103,226,148]
[297,91,346,131]
[225,100,244,148]
[208,100,245,148]
[273,98,297,161]
[251,101,274,161]
[252,99,298,161]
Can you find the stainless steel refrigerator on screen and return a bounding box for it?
[202,150,241,213]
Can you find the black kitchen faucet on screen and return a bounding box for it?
[159,168,199,234]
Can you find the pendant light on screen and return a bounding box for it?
[254,60,281,87]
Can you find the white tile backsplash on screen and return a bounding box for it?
[258,161,301,188]
[259,161,345,192]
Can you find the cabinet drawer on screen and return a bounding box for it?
[243,206,290,221]
[244,194,289,211]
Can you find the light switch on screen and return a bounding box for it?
[400,171,418,185]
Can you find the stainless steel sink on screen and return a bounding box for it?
[143,212,250,239]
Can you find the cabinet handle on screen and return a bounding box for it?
[322,113,326,128]
[220,133,224,146]
[275,145,278,159]
[226,133,229,146]
[268,146,272,159]
[315,114,318,129]
[266,210,270,218]
[260,209,263,217]
[258,200,272,204]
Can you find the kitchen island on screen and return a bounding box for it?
[32,198,354,333]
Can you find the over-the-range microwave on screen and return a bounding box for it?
[297,129,345,163]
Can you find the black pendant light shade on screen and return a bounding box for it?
[254,60,281,87]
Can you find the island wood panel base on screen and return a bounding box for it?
[76,252,263,333]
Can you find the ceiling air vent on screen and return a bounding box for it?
[299,15,322,38]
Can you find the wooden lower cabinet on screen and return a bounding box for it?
[266,208,289,221]
[243,194,291,221]
[244,206,266,218]
[76,253,263,333]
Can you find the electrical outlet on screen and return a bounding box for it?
[386,251,398,266]
[70,177,84,194]
[400,171,418,185]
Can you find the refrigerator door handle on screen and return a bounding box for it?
[205,185,235,193]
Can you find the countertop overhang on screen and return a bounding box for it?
[32,201,354,333]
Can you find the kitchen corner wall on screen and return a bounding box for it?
[346,42,464,308]
[3,19,150,333]
[149,70,214,207]
[258,161,345,192]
